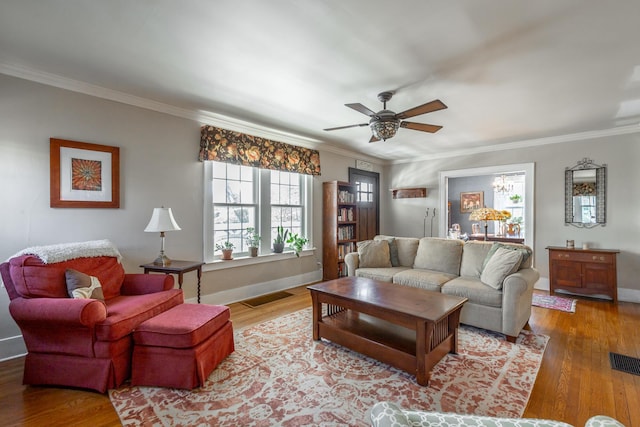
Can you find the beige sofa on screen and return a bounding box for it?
[344,236,539,341]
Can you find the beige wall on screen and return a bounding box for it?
[383,133,640,301]
[0,74,383,359]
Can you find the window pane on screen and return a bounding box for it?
[240,181,254,204]
[212,179,227,203]
[226,181,241,203]
[227,164,240,180]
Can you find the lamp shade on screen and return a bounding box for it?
[144,207,181,232]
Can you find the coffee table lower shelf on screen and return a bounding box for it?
[315,308,457,386]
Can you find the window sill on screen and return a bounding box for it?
[203,248,316,272]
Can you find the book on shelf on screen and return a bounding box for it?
[337,225,355,240]
[337,207,354,222]
[337,242,356,261]
[338,190,355,204]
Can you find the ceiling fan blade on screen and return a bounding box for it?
[324,123,368,131]
[400,121,443,133]
[346,103,376,116]
[395,99,447,120]
[369,135,380,143]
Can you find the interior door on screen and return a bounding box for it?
[349,167,379,241]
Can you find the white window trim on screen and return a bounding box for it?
[203,161,313,266]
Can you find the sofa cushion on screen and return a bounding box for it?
[460,241,494,278]
[96,289,183,341]
[395,237,420,267]
[357,240,392,268]
[65,268,105,301]
[413,238,463,276]
[442,277,503,308]
[392,269,457,292]
[9,255,125,299]
[374,235,400,267]
[482,242,532,270]
[480,247,523,290]
[356,267,410,283]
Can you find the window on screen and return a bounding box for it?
[204,161,311,262]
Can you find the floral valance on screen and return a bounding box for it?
[199,125,321,176]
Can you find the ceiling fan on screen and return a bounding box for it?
[324,91,447,142]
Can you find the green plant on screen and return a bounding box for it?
[215,241,235,251]
[286,232,308,257]
[509,194,522,203]
[508,216,523,225]
[245,227,261,248]
[273,225,289,245]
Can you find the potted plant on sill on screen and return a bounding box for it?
[286,232,309,257]
[215,241,235,260]
[245,227,261,257]
[272,225,289,253]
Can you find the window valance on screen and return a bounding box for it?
[199,125,321,176]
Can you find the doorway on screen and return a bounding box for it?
[349,167,380,241]
[438,163,535,248]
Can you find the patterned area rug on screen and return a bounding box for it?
[532,293,577,312]
[109,308,549,426]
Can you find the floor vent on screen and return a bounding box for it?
[242,291,293,308]
[609,352,640,376]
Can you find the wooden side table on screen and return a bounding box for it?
[140,260,205,303]
[546,246,619,302]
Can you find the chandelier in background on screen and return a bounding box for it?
[492,175,513,194]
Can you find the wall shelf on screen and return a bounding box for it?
[391,187,427,199]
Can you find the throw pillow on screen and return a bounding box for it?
[482,242,531,270]
[65,268,105,301]
[374,236,400,267]
[480,247,523,290]
[357,240,392,268]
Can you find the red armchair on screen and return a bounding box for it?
[1,254,184,393]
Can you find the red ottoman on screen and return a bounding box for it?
[131,304,234,389]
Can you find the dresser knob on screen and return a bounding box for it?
[593,256,597,260]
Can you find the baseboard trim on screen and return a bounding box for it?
[0,335,27,362]
[192,270,322,306]
[534,277,640,303]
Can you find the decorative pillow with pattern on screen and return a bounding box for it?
[65,268,105,301]
[357,240,392,268]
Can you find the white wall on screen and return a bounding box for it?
[0,74,383,359]
[384,133,640,301]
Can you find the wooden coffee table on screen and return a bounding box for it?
[308,276,467,386]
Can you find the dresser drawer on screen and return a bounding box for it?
[550,251,614,264]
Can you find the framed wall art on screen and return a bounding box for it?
[460,191,483,213]
[50,138,120,208]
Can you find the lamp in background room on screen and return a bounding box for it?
[469,207,501,241]
[144,207,181,266]
[492,175,513,194]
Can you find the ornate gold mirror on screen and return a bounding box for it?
[565,158,606,227]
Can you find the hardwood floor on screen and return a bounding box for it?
[0,286,638,426]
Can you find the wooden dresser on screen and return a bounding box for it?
[546,246,619,302]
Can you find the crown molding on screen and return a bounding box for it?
[0,62,385,164]
[389,124,640,165]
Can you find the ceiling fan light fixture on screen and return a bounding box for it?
[370,117,400,141]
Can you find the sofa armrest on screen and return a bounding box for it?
[344,252,359,277]
[121,273,175,295]
[501,267,540,337]
[9,297,107,327]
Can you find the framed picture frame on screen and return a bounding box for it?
[460,191,483,213]
[50,138,120,208]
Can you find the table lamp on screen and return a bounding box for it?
[469,207,501,241]
[144,207,181,265]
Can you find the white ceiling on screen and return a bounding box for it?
[2,0,640,162]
